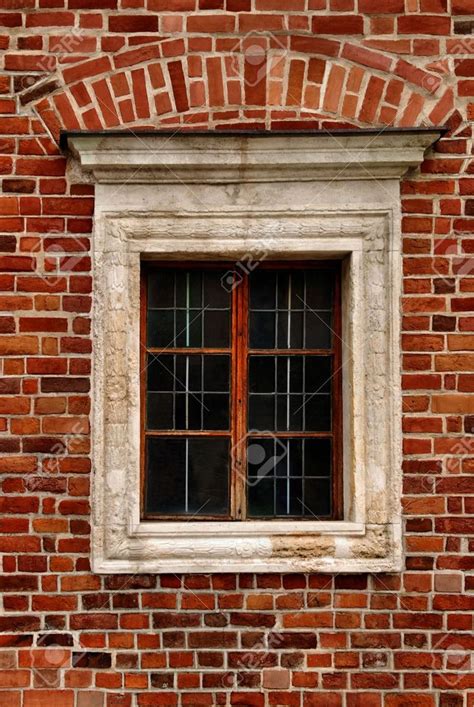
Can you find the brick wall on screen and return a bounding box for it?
[0,1,473,705]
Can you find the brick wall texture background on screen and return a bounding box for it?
[0,0,473,705]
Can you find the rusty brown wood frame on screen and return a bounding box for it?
[140,260,343,522]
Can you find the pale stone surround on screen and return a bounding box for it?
[66,130,442,573]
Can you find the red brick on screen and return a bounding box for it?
[63,57,112,85]
[452,0,473,12]
[23,691,74,706]
[187,14,235,32]
[359,0,403,10]
[313,15,364,33]
[0,6,472,705]
[304,695,342,707]
[109,15,158,32]
[290,36,340,57]
[168,61,189,113]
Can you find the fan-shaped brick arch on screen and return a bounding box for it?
[22,37,454,140]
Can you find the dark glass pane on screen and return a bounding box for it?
[304,438,332,477]
[175,270,202,308]
[304,394,331,432]
[147,268,230,349]
[249,311,275,349]
[147,392,174,429]
[148,269,174,308]
[147,354,229,431]
[248,395,275,431]
[203,271,230,308]
[221,270,239,293]
[276,357,303,393]
[188,437,229,515]
[305,270,334,310]
[249,271,276,309]
[247,437,285,480]
[147,354,175,392]
[249,357,275,393]
[175,393,204,430]
[248,268,335,350]
[147,310,175,348]
[277,311,304,349]
[305,311,332,349]
[246,436,332,518]
[203,393,229,430]
[276,394,304,431]
[276,477,303,516]
[175,355,202,391]
[203,356,230,392]
[275,438,302,477]
[175,310,203,347]
[146,437,229,516]
[247,478,274,517]
[303,478,331,517]
[276,271,305,310]
[146,437,185,514]
[204,310,229,347]
[305,356,332,394]
[249,355,332,432]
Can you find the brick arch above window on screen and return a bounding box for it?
[19,41,454,142]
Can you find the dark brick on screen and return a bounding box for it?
[0,378,21,394]
[433,314,456,331]
[104,575,157,590]
[0,438,20,453]
[0,236,17,252]
[269,632,317,649]
[151,673,175,689]
[454,20,474,33]
[0,575,38,591]
[41,377,90,393]
[0,616,40,632]
[434,277,456,293]
[19,78,61,105]
[2,179,35,194]
[464,415,474,434]
[22,437,63,453]
[73,652,112,669]
[38,633,74,647]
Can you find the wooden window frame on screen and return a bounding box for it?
[140,260,343,522]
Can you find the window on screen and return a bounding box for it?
[66,130,441,572]
[141,262,342,521]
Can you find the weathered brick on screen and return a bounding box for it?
[0,5,471,706]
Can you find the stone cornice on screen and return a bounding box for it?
[65,129,443,184]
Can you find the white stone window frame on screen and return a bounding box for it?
[66,130,441,574]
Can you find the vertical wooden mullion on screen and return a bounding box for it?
[239,273,249,520]
[230,277,239,519]
[230,272,248,520]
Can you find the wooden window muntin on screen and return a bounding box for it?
[141,261,342,521]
